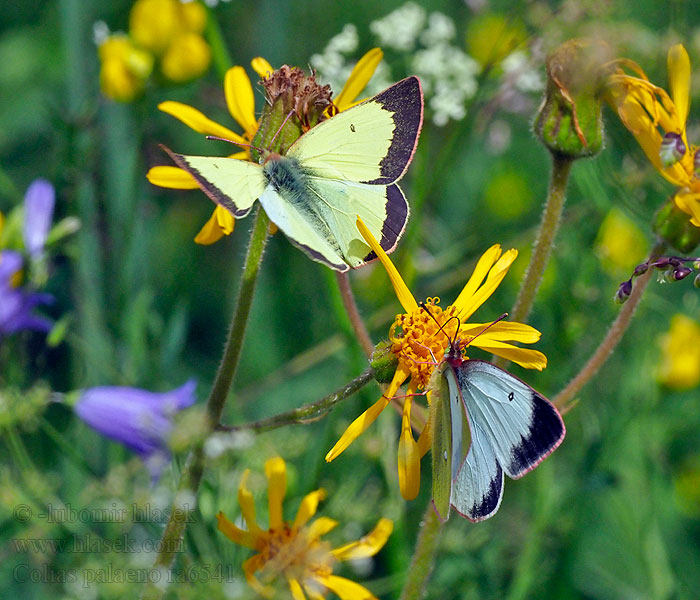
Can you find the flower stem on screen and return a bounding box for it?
[553,241,664,411]
[218,366,375,433]
[141,207,270,600]
[335,271,374,357]
[494,153,573,368]
[399,500,444,600]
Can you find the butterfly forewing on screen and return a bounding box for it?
[288,77,423,185]
[163,150,264,218]
[456,360,565,479]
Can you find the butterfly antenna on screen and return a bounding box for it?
[419,301,461,348]
[458,313,509,352]
[205,135,264,155]
[267,109,296,150]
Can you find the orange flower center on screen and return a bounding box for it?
[390,298,460,390]
[258,523,334,585]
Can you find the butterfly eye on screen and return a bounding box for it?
[508,392,515,402]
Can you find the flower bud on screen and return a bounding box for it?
[534,39,612,159]
[633,263,649,276]
[660,132,686,167]
[674,266,693,280]
[615,279,632,303]
[252,66,333,159]
[370,339,398,384]
[653,198,700,253]
[694,273,700,288]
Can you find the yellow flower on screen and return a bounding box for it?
[657,314,700,389]
[607,44,700,225]
[147,49,383,244]
[98,34,154,102]
[217,457,392,600]
[326,219,547,500]
[129,0,206,55]
[160,31,211,83]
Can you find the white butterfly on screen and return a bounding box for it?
[162,77,424,271]
[431,326,565,522]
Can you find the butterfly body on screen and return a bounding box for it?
[431,339,565,522]
[164,76,423,271]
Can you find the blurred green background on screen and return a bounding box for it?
[2,0,700,598]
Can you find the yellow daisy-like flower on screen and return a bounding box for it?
[147,48,383,244]
[326,219,547,500]
[217,457,393,600]
[657,313,700,390]
[607,44,700,225]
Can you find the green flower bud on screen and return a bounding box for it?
[370,339,398,384]
[534,39,612,159]
[252,66,332,159]
[653,199,700,253]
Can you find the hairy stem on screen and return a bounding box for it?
[399,501,444,600]
[554,242,664,411]
[218,366,375,433]
[335,271,374,357]
[141,208,270,600]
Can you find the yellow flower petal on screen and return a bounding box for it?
[356,217,417,313]
[224,66,258,136]
[471,340,547,370]
[242,555,274,598]
[265,457,287,530]
[288,577,308,600]
[334,48,383,112]
[398,398,420,500]
[158,100,248,145]
[194,207,234,245]
[457,248,518,320]
[306,516,338,541]
[238,470,264,536]
[146,165,199,189]
[452,244,502,314]
[416,416,431,458]
[459,321,542,344]
[313,574,378,600]
[674,190,700,225]
[325,364,410,461]
[331,518,393,561]
[668,44,691,129]
[216,511,258,549]
[251,56,274,79]
[292,489,327,530]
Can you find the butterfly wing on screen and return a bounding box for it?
[162,147,265,218]
[431,367,454,522]
[279,77,422,267]
[455,360,565,480]
[432,363,475,521]
[444,366,505,522]
[287,76,423,185]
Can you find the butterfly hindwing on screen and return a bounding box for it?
[455,360,565,479]
[301,176,408,267]
[431,367,454,522]
[443,366,504,522]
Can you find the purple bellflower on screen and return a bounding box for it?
[75,380,197,480]
[23,179,55,258]
[0,250,53,336]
